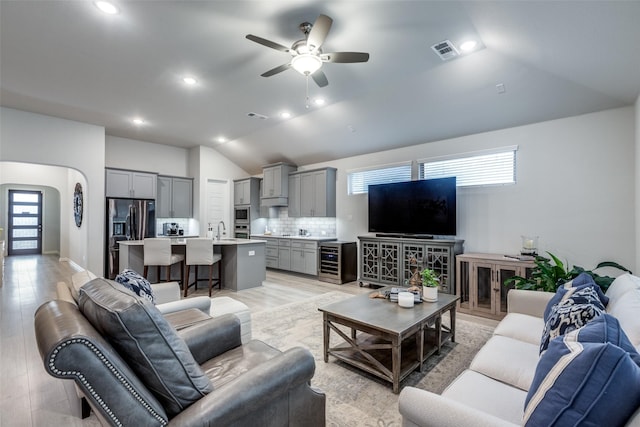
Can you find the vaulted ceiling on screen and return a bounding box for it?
[2,1,639,174]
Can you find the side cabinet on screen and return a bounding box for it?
[358,236,463,292]
[456,253,535,320]
[359,238,401,286]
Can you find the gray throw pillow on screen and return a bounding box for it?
[78,278,212,417]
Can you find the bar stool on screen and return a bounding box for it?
[185,238,222,297]
[143,238,184,284]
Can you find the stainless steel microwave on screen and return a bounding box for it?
[234,206,250,222]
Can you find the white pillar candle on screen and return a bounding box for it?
[524,239,534,249]
[398,292,414,308]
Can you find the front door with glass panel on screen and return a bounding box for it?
[8,190,43,255]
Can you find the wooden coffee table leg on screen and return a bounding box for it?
[435,315,442,355]
[418,323,425,373]
[323,315,329,363]
[450,306,457,343]
[392,336,401,394]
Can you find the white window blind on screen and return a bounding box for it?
[348,163,412,195]
[419,147,517,187]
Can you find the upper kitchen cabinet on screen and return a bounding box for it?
[106,168,157,199]
[288,168,337,217]
[234,177,261,206]
[157,176,193,218]
[261,162,297,207]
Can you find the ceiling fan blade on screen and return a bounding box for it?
[311,70,329,87]
[307,14,333,51]
[261,63,291,77]
[321,52,370,63]
[246,34,290,52]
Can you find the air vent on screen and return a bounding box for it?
[247,112,269,120]
[431,40,459,61]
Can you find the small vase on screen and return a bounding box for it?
[423,286,438,302]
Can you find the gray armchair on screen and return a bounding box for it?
[34,278,325,426]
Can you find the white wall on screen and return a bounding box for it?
[300,107,636,272]
[105,136,190,177]
[190,145,250,235]
[0,107,105,273]
[636,94,640,271]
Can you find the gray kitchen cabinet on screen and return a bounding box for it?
[288,167,336,218]
[264,237,279,269]
[291,240,318,275]
[278,238,291,270]
[234,177,261,206]
[261,162,297,207]
[157,176,193,218]
[288,174,301,217]
[106,168,157,199]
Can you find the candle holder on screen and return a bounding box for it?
[521,235,538,256]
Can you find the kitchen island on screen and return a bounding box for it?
[118,238,266,291]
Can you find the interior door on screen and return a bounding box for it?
[7,190,43,255]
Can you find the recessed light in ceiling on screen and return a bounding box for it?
[132,117,145,125]
[182,76,197,86]
[459,40,478,52]
[94,1,119,15]
[215,136,227,143]
[280,111,292,119]
[314,98,326,106]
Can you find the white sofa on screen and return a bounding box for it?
[57,270,251,344]
[399,274,640,426]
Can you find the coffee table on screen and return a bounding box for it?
[319,290,459,393]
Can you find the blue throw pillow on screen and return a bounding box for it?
[540,285,605,353]
[115,269,155,303]
[543,272,609,321]
[525,315,640,426]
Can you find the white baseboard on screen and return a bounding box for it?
[59,257,84,272]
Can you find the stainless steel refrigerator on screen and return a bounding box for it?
[105,198,155,279]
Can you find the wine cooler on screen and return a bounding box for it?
[318,241,357,284]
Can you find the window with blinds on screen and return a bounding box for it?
[347,163,412,195]
[419,146,517,187]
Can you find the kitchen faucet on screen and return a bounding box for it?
[216,220,226,240]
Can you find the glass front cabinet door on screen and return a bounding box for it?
[456,253,535,319]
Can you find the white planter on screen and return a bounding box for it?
[423,286,438,302]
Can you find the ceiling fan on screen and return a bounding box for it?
[246,14,370,88]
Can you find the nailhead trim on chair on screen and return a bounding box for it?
[49,338,168,426]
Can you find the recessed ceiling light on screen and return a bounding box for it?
[132,118,145,125]
[280,111,292,119]
[94,1,119,15]
[215,136,227,143]
[459,40,478,52]
[182,76,197,86]
[314,98,326,106]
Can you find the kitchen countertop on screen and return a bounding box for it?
[119,238,266,246]
[251,234,337,242]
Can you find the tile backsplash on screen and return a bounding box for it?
[262,208,336,237]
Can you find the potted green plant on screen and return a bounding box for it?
[420,268,439,302]
[505,252,631,292]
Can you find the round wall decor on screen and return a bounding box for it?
[73,183,83,227]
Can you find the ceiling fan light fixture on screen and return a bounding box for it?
[94,1,119,15]
[460,40,478,52]
[291,54,322,76]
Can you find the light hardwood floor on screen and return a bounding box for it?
[0,254,496,426]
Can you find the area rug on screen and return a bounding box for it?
[251,291,495,427]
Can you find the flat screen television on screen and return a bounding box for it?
[368,177,456,236]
